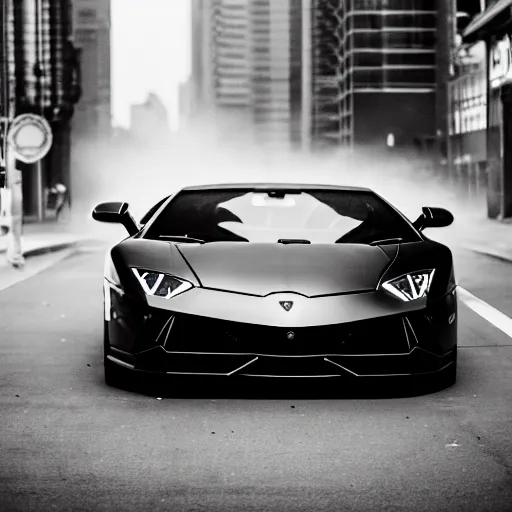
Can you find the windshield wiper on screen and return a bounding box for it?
[278,239,311,244]
[369,238,403,246]
[159,235,206,244]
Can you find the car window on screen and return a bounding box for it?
[144,189,420,244]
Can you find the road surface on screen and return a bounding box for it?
[1,241,511,512]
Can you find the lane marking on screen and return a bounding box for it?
[459,345,512,348]
[458,286,512,340]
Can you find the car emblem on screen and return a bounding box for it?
[280,301,294,311]
[287,331,295,340]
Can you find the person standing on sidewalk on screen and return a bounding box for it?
[0,165,6,235]
[4,158,25,269]
[55,183,68,220]
[386,133,395,150]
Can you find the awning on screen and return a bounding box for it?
[463,0,512,42]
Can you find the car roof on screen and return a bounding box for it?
[180,183,373,193]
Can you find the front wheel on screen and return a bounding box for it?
[438,348,457,389]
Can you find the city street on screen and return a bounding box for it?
[1,241,512,512]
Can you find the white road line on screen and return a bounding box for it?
[458,286,512,340]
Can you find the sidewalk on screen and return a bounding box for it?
[0,220,89,260]
[429,213,512,263]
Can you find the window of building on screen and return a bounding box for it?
[385,13,436,29]
[353,68,384,87]
[385,67,435,86]
[385,52,435,67]
[381,0,436,10]
[352,14,383,29]
[352,0,381,9]
[382,30,435,49]
[352,31,383,49]
[352,51,384,67]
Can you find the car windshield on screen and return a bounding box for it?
[144,189,420,244]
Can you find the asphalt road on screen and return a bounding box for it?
[1,241,512,512]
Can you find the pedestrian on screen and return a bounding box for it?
[0,167,8,235]
[386,133,395,150]
[55,183,68,220]
[5,159,25,269]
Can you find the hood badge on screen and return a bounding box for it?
[287,331,295,340]
[280,301,294,312]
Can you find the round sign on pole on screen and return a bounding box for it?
[7,114,53,164]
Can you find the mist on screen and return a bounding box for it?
[66,124,485,249]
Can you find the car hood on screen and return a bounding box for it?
[177,242,391,297]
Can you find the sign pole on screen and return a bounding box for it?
[35,0,44,223]
[36,160,43,221]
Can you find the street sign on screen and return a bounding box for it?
[490,35,512,89]
[7,114,53,164]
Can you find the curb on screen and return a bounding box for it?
[0,238,86,260]
[23,241,81,259]
[466,245,512,264]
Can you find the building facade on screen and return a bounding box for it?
[189,0,306,148]
[0,0,81,219]
[130,93,171,144]
[463,0,512,219]
[188,0,464,152]
[178,78,194,129]
[310,0,441,150]
[444,0,487,203]
[71,0,111,142]
[449,42,487,163]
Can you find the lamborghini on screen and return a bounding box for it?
[93,183,457,388]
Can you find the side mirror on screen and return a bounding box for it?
[413,206,454,232]
[92,202,140,236]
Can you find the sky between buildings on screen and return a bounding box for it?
[111,0,191,130]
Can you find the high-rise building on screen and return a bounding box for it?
[189,1,455,152]
[178,78,194,129]
[189,0,306,148]
[310,0,440,150]
[71,0,111,142]
[130,93,171,144]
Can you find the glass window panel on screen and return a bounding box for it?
[353,52,385,67]
[353,0,381,8]
[385,52,435,66]
[385,14,436,29]
[382,0,435,9]
[353,31,383,49]
[382,31,435,49]
[352,14,383,29]
[385,68,435,85]
[353,68,385,86]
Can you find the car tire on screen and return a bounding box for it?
[440,348,457,388]
[103,320,126,388]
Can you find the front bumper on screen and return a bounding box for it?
[108,348,455,378]
[106,285,457,378]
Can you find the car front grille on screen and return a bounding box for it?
[163,313,412,356]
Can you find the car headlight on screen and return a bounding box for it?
[381,269,435,302]
[132,268,193,299]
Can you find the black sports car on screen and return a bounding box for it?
[93,183,457,389]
